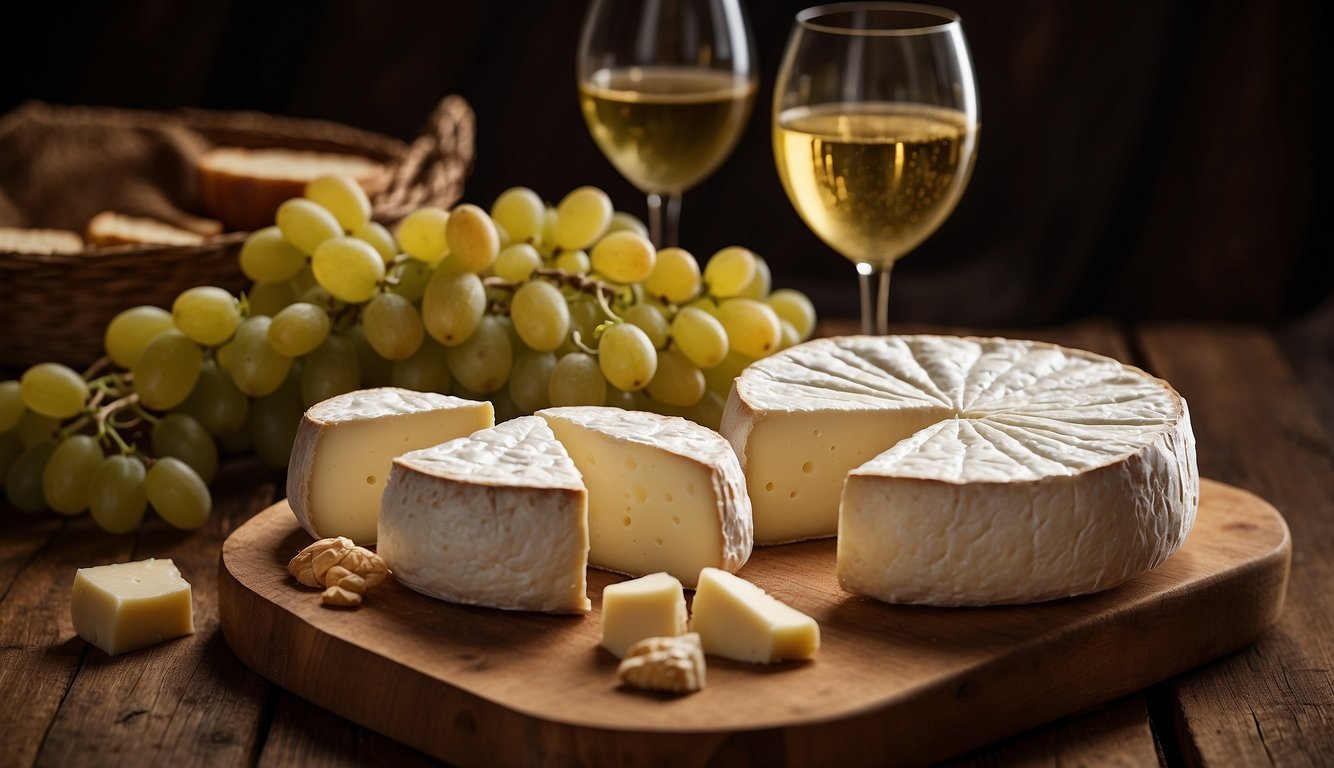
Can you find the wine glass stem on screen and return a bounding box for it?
[646,193,683,248]
[857,264,893,335]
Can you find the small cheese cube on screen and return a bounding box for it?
[690,567,819,663]
[71,558,194,656]
[600,572,687,658]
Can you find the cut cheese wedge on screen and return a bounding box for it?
[378,416,590,614]
[689,567,819,663]
[600,572,688,657]
[538,406,752,588]
[287,388,494,544]
[722,335,1199,605]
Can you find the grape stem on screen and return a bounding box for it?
[82,355,113,380]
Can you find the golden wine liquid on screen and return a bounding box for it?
[580,67,756,194]
[774,103,977,266]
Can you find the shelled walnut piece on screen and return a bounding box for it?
[615,633,706,694]
[288,536,390,608]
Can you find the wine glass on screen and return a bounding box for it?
[773,2,980,334]
[578,0,757,247]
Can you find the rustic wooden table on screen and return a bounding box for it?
[2,316,1330,767]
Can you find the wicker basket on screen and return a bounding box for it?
[0,97,475,368]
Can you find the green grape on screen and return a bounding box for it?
[239,226,307,283]
[590,231,655,284]
[388,259,433,303]
[363,292,425,360]
[392,339,452,393]
[605,386,636,411]
[350,324,395,387]
[268,303,331,358]
[0,380,24,433]
[717,298,782,358]
[606,211,649,238]
[311,236,386,303]
[685,295,720,317]
[510,280,570,352]
[353,221,398,263]
[646,388,725,430]
[302,335,360,407]
[0,434,22,489]
[768,288,817,341]
[422,269,486,346]
[539,206,559,251]
[646,347,706,407]
[247,279,296,317]
[396,207,450,265]
[494,222,513,249]
[20,363,89,419]
[43,435,104,515]
[173,286,241,346]
[491,187,546,244]
[644,247,701,303]
[554,249,591,274]
[670,307,729,368]
[146,457,210,530]
[89,455,148,534]
[493,243,543,282]
[305,174,371,231]
[621,303,669,349]
[251,370,301,468]
[277,198,342,254]
[553,186,612,250]
[566,297,604,348]
[104,306,174,369]
[297,284,334,308]
[14,411,58,447]
[703,247,758,299]
[737,255,772,300]
[703,349,757,395]
[445,203,500,273]
[489,388,522,423]
[775,319,801,352]
[218,410,254,456]
[288,264,319,296]
[549,352,606,407]
[598,322,657,392]
[6,440,57,513]
[152,413,218,485]
[509,350,556,413]
[134,330,204,411]
[178,358,248,436]
[445,315,512,393]
[226,316,292,397]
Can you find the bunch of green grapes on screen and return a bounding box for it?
[1,175,816,531]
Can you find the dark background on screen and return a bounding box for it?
[2,0,1329,325]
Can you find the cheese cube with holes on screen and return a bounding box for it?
[378,416,590,613]
[287,388,494,544]
[722,335,1199,605]
[689,567,819,663]
[538,406,751,587]
[70,558,195,656]
[600,572,688,657]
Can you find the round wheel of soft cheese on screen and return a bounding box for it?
[720,335,1199,606]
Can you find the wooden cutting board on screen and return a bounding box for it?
[218,478,1290,767]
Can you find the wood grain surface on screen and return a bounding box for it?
[218,479,1289,767]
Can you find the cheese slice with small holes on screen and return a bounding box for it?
[378,416,590,613]
[721,335,1199,605]
[538,406,752,588]
[287,388,494,545]
[70,558,194,656]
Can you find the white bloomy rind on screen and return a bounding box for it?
[287,387,494,545]
[722,335,1199,606]
[378,416,590,614]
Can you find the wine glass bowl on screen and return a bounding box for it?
[578,0,757,247]
[773,2,980,334]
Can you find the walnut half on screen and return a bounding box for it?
[288,537,390,608]
[616,633,706,694]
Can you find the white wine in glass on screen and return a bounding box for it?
[579,0,757,247]
[773,3,980,334]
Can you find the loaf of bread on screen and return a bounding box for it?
[0,227,84,254]
[86,212,210,247]
[197,147,385,231]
